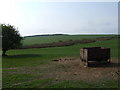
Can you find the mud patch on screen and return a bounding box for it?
[3,57,119,83]
[50,57,119,82]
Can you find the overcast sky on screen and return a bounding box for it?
[0,0,118,36]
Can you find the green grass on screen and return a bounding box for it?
[2,73,38,88]
[0,56,1,89]
[3,78,119,88]
[22,34,115,46]
[3,38,118,68]
[46,80,118,88]
[2,74,119,88]
[7,78,53,88]
[2,36,119,88]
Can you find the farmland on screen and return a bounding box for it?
[2,35,119,88]
[22,34,116,46]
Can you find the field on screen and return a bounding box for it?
[22,34,115,46]
[2,35,119,88]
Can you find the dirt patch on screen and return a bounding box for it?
[49,57,119,82]
[4,57,119,83]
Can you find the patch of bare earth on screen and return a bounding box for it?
[4,57,119,84]
[45,57,119,83]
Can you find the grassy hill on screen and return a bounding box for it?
[3,38,118,68]
[2,35,119,88]
[22,34,116,46]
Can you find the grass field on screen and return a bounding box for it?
[2,35,119,88]
[22,34,116,46]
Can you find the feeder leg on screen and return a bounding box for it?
[108,59,110,63]
[85,60,89,67]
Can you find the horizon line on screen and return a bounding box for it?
[22,33,119,37]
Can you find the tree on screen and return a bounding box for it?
[1,24,23,56]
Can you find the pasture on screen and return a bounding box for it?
[2,35,119,88]
[22,34,116,46]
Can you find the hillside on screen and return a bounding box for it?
[22,34,117,46]
[3,36,119,88]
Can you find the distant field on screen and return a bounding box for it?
[22,34,116,46]
[3,38,119,68]
[2,36,119,88]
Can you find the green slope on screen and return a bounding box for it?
[2,38,119,88]
[22,34,115,46]
[3,38,118,68]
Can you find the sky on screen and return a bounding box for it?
[0,0,119,36]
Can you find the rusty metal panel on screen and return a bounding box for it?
[80,47,110,62]
[84,49,88,60]
[88,47,101,61]
[80,48,84,59]
[101,48,110,59]
[80,48,88,61]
